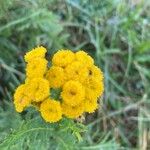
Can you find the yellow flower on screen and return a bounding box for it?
[75,51,94,67]
[24,46,47,62]
[26,58,48,79]
[14,84,31,112]
[84,98,98,113]
[40,99,62,123]
[65,61,88,83]
[25,78,50,102]
[84,77,104,100]
[52,50,75,68]
[14,47,104,120]
[46,66,65,88]
[62,102,84,119]
[87,65,104,81]
[61,80,85,106]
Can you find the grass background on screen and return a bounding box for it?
[0,0,150,149]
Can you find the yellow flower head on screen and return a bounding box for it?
[62,102,84,119]
[14,84,31,112]
[24,46,47,62]
[84,98,98,113]
[26,58,48,79]
[14,46,104,122]
[40,99,62,123]
[65,61,88,83]
[75,51,94,67]
[26,78,50,102]
[84,77,104,100]
[52,50,75,68]
[61,80,85,106]
[46,66,65,88]
[87,65,104,81]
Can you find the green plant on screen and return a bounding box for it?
[0,0,150,149]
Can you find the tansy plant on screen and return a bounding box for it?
[14,46,104,123]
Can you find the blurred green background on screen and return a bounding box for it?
[0,0,150,149]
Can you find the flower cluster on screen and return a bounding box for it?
[14,47,104,123]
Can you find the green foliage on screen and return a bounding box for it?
[0,0,150,149]
[0,100,85,149]
[0,108,85,150]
